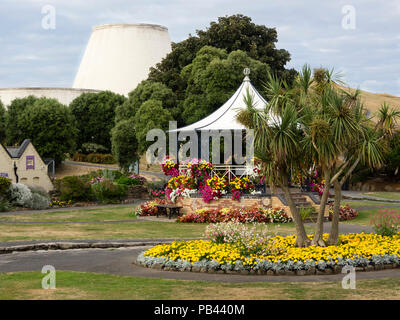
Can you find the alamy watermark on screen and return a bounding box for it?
[341,5,356,30]
[41,265,56,289]
[341,265,356,289]
[41,5,56,30]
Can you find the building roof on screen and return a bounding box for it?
[5,139,31,158]
[169,73,278,132]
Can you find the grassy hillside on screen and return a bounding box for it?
[338,85,400,118]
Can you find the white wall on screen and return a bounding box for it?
[0,88,100,108]
[73,24,172,96]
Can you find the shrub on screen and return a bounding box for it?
[72,153,87,162]
[0,199,10,212]
[328,204,358,221]
[370,208,400,236]
[25,193,50,210]
[300,206,317,221]
[135,199,166,216]
[9,183,49,209]
[91,180,127,204]
[9,183,32,206]
[116,174,146,186]
[81,142,108,154]
[86,153,116,164]
[0,177,11,200]
[55,176,93,202]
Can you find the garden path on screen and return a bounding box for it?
[1,245,400,283]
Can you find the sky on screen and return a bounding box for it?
[1,0,400,96]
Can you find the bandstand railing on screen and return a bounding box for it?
[178,164,254,183]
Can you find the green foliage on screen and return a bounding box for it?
[0,100,5,144]
[0,199,10,212]
[385,132,400,176]
[111,118,139,172]
[12,97,77,165]
[0,177,11,200]
[81,142,108,154]
[69,91,126,152]
[86,153,115,164]
[299,207,317,221]
[134,100,173,154]
[115,176,142,186]
[115,81,178,123]
[148,14,296,98]
[181,46,270,124]
[91,180,127,204]
[4,95,38,145]
[55,176,93,202]
[72,153,115,164]
[370,208,400,236]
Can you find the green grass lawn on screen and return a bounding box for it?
[0,205,138,222]
[341,205,400,226]
[1,271,400,300]
[341,200,399,207]
[2,201,398,242]
[0,205,308,242]
[364,192,400,201]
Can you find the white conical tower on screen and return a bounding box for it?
[73,23,171,96]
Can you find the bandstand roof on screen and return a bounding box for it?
[169,70,279,132]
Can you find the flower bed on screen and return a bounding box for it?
[328,204,358,221]
[137,232,400,275]
[135,199,166,216]
[160,156,264,203]
[178,207,292,223]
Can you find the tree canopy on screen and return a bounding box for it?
[4,95,38,146]
[16,97,78,164]
[134,99,173,154]
[111,118,139,172]
[148,14,297,97]
[181,46,270,124]
[115,81,177,124]
[69,91,126,153]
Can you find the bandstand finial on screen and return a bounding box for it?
[243,68,250,81]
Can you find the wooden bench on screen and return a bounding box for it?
[155,204,183,219]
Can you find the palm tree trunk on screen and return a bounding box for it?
[327,157,359,245]
[312,166,331,246]
[280,174,311,247]
[327,179,341,245]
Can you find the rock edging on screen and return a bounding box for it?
[0,241,164,255]
[135,252,400,276]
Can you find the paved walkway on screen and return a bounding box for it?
[339,190,400,203]
[1,245,400,283]
[63,160,167,180]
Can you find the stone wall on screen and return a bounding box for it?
[174,194,329,218]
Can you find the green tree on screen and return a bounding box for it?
[115,81,177,124]
[149,14,296,98]
[239,90,311,247]
[4,95,38,145]
[18,98,78,164]
[111,118,139,172]
[0,100,5,144]
[69,91,126,152]
[385,132,400,176]
[181,46,270,124]
[239,65,391,247]
[134,99,173,154]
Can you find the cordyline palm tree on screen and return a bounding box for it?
[239,87,311,247]
[239,65,399,247]
[327,99,398,245]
